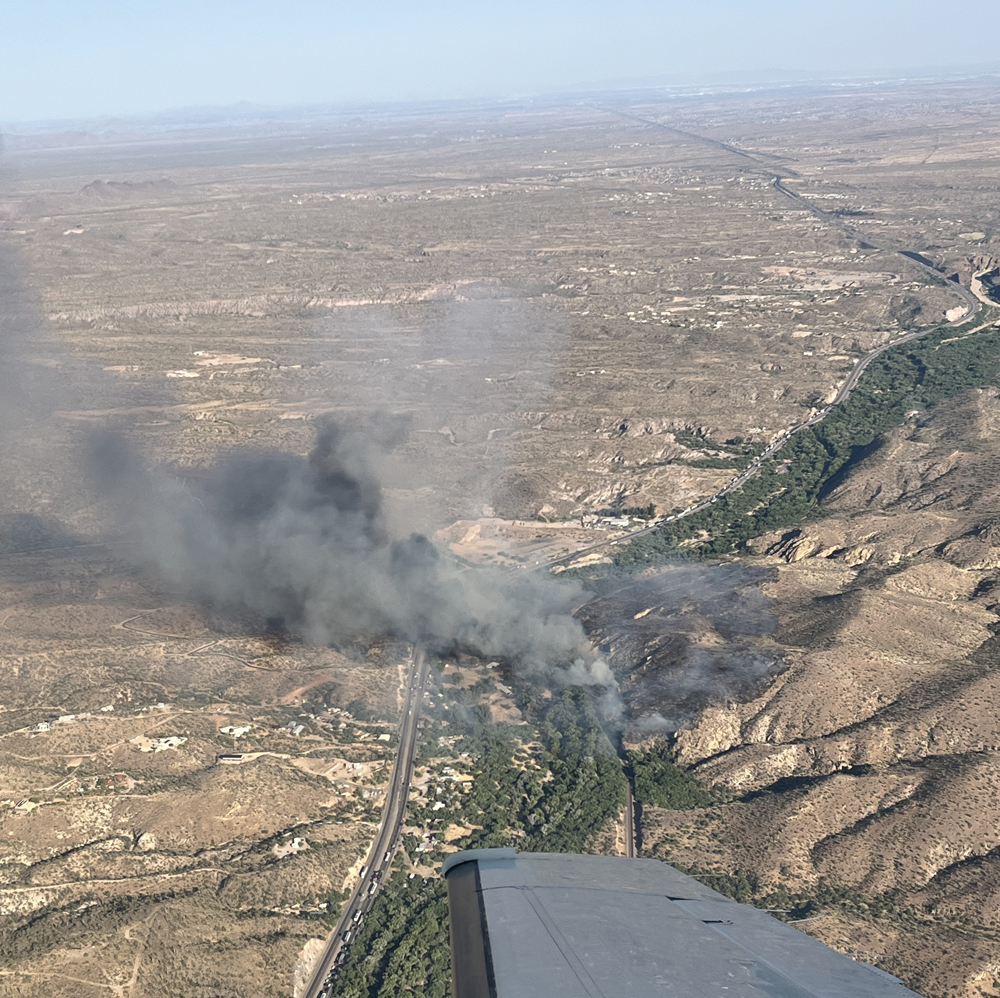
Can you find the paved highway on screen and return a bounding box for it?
[624,778,635,858]
[539,285,988,570]
[769,173,981,320]
[537,114,991,573]
[304,648,430,998]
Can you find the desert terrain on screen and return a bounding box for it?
[1,75,1000,997]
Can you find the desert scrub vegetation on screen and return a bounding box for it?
[617,310,1000,565]
[331,688,627,996]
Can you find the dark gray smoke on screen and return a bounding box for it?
[579,565,784,734]
[0,234,776,717]
[0,188,763,721]
[86,418,605,680]
[0,208,610,688]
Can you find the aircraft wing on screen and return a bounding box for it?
[443,849,921,998]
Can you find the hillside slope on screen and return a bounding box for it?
[629,388,1000,997]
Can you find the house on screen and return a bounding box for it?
[220,725,253,737]
[155,736,187,751]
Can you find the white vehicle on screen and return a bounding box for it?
[359,865,368,879]
[383,849,392,864]
[343,930,352,943]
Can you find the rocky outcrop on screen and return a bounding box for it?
[633,390,1000,985]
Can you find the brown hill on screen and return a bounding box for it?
[628,388,1000,997]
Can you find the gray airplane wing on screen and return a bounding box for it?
[443,849,921,998]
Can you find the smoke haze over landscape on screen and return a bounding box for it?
[0,233,779,730]
[85,419,611,688]
[0,230,614,697]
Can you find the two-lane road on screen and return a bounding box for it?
[536,114,989,573]
[538,279,987,572]
[304,648,430,998]
[769,172,981,323]
[624,779,635,858]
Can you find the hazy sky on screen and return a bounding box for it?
[2,0,997,122]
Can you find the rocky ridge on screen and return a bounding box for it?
[623,389,1000,996]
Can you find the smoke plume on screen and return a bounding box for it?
[579,565,784,735]
[0,213,760,731]
[0,203,617,700]
[86,417,609,683]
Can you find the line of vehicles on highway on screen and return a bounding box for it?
[315,850,395,997]
[307,652,428,998]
